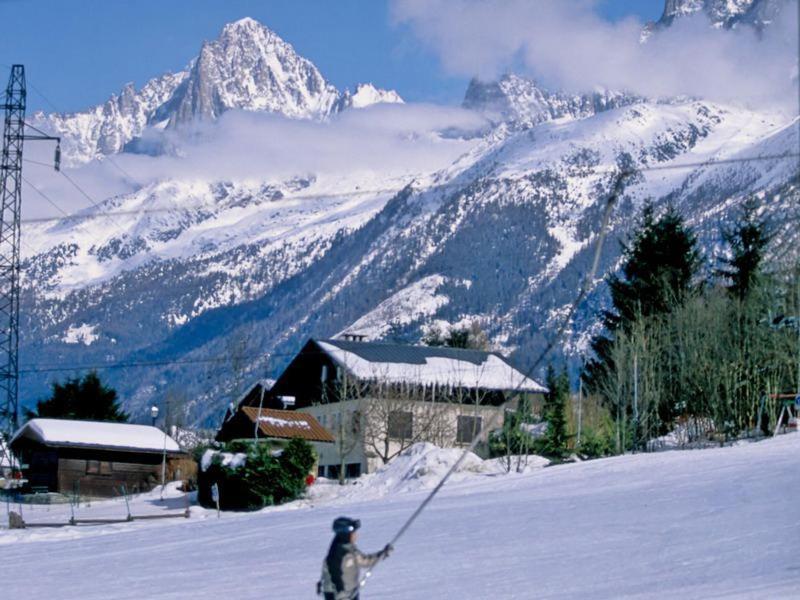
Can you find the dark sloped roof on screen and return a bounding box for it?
[241,407,335,443]
[322,339,494,366]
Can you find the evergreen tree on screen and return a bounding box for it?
[538,365,569,459]
[717,199,770,300]
[608,204,701,325]
[27,372,129,422]
[585,204,701,389]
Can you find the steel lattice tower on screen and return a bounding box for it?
[0,65,26,439]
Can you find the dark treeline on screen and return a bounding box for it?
[583,200,799,451]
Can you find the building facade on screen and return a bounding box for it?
[250,339,547,479]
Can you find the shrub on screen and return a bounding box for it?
[577,426,615,459]
[198,438,316,511]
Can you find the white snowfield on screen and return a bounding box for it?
[1,435,798,599]
[11,418,181,453]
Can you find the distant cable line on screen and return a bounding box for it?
[18,151,800,226]
[18,352,279,375]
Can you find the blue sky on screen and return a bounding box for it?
[0,0,664,113]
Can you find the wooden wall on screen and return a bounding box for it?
[13,440,194,498]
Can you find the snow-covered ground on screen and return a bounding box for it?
[1,435,798,598]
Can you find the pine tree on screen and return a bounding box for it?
[539,365,569,459]
[585,204,701,390]
[717,199,770,300]
[608,203,701,325]
[27,372,129,422]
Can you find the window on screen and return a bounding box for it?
[388,411,413,440]
[345,463,362,478]
[351,410,362,434]
[457,415,482,444]
[86,460,113,475]
[317,465,325,477]
[327,464,341,480]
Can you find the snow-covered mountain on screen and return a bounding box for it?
[335,83,404,111]
[462,74,638,128]
[18,8,799,425]
[34,17,402,165]
[654,0,783,29]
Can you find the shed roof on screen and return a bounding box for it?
[240,407,335,443]
[11,419,181,454]
[317,339,547,393]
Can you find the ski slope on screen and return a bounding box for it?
[1,434,799,599]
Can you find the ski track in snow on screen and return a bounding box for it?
[1,434,798,599]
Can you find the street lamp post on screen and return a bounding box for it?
[160,423,167,500]
[150,404,167,500]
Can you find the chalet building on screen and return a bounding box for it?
[246,339,547,479]
[10,419,188,498]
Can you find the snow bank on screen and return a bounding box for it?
[363,442,486,495]
[483,454,550,474]
[309,443,549,506]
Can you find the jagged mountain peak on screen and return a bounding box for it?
[164,17,339,126]
[335,83,405,111]
[35,16,403,164]
[222,16,264,32]
[655,0,782,29]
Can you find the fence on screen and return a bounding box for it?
[3,481,191,529]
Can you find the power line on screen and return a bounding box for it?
[20,175,109,256]
[17,351,281,375]
[16,151,800,226]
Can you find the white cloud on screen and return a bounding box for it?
[21,103,487,221]
[391,0,798,105]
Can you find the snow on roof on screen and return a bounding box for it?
[317,339,547,393]
[259,416,312,430]
[11,419,181,453]
[241,407,335,443]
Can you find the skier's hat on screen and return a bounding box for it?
[333,516,361,534]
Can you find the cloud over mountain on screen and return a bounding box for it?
[391,0,798,105]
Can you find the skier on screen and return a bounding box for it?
[318,516,392,599]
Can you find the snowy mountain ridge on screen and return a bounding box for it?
[462,74,640,129]
[33,17,402,165]
[17,6,799,425]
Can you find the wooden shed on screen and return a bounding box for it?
[10,419,188,498]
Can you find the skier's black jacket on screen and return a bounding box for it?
[319,533,384,599]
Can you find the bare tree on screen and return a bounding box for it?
[360,379,458,464]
